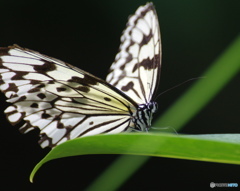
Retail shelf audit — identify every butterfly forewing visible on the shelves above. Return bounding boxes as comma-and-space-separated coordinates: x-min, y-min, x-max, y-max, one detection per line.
0, 45, 137, 148
106, 3, 161, 104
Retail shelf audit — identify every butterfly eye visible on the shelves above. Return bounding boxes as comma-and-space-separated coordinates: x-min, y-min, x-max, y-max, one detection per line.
145, 102, 158, 114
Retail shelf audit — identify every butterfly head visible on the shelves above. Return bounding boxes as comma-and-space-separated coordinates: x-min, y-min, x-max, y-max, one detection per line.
133, 102, 158, 132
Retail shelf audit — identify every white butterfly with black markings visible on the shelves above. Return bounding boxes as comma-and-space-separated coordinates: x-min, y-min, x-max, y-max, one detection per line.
0, 2, 161, 148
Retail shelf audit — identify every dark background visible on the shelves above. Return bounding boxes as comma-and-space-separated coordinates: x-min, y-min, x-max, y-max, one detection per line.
1, 0, 240, 190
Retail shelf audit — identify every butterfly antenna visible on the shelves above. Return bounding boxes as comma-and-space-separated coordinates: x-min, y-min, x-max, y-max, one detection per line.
154, 77, 205, 101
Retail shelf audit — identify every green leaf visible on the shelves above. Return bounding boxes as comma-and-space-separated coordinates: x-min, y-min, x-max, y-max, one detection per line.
30, 35, 240, 185
30, 133, 240, 182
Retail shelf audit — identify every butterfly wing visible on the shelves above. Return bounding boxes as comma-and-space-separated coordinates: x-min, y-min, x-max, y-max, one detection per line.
0, 45, 137, 148
106, 3, 161, 104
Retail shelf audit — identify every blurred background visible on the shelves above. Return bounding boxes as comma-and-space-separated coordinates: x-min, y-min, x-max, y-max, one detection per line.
0, 0, 240, 190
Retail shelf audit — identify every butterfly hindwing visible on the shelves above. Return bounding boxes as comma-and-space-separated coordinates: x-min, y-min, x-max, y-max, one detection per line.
106, 3, 161, 104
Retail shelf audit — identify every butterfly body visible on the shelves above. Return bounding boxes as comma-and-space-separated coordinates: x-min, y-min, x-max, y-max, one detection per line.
133, 102, 158, 131
0, 3, 161, 148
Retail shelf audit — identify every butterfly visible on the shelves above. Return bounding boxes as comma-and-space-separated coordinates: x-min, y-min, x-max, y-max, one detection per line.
0, 2, 161, 148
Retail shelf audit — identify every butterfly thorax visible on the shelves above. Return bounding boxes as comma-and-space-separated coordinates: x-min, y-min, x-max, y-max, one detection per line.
132, 102, 158, 131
